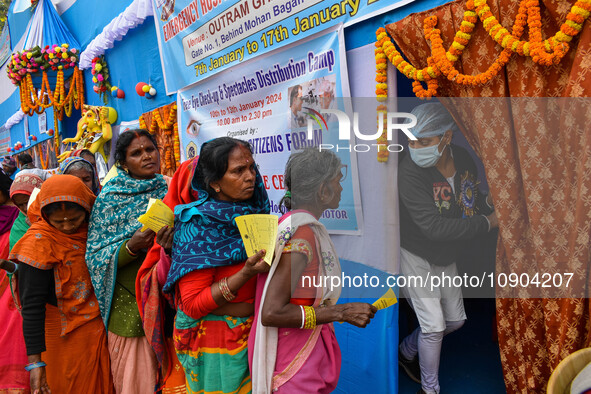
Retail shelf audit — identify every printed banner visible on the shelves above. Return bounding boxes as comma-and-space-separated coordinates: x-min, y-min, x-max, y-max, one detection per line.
38, 112, 47, 134
153, 0, 413, 93
0, 24, 11, 68
24, 116, 30, 147
119, 120, 141, 133
0, 126, 10, 156
177, 27, 362, 234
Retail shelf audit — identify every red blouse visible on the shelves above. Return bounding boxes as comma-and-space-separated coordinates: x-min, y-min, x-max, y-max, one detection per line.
285, 226, 320, 306
176, 262, 256, 320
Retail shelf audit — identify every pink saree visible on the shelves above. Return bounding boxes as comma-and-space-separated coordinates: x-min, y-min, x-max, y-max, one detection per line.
0, 222, 29, 392
250, 273, 341, 393
250, 211, 342, 393
273, 322, 340, 393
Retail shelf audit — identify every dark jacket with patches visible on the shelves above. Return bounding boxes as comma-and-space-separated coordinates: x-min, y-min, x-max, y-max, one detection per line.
398, 144, 493, 266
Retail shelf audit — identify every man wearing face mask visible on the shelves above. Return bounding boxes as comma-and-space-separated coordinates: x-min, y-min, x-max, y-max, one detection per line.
397, 103, 498, 394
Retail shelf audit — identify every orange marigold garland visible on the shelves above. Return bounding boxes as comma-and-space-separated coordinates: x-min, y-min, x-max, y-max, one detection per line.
139, 104, 180, 175
154, 104, 177, 131
376, 105, 389, 162
139, 115, 147, 131
375, 31, 389, 162
173, 121, 181, 164
18, 66, 84, 116
376, 0, 591, 100
374, 0, 589, 162
53, 108, 61, 152
35, 142, 49, 170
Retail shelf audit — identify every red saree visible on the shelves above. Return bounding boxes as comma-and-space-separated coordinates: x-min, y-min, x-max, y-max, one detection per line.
136, 157, 198, 392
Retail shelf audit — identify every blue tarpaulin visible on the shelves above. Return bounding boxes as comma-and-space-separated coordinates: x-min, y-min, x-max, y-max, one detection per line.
335, 259, 399, 393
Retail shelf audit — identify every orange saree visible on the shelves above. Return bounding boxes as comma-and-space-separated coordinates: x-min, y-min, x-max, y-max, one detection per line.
10, 175, 113, 393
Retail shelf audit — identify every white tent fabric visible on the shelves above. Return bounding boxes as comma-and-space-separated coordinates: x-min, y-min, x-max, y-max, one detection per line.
13, 0, 76, 15
78, 0, 154, 69
51, 0, 77, 15
23, 0, 45, 49
12, 0, 32, 13
4, 109, 25, 130
4, 109, 25, 129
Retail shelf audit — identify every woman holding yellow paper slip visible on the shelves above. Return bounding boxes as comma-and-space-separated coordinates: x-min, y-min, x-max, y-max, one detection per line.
162, 137, 271, 394
86, 129, 167, 394
250, 148, 377, 394
136, 158, 200, 393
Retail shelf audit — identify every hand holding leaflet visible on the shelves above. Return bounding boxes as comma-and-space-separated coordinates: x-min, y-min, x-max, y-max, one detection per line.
235, 214, 278, 266
137, 198, 174, 233
336, 288, 397, 324
372, 288, 398, 310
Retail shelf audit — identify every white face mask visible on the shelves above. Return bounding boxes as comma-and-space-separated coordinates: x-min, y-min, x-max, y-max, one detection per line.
408, 137, 446, 168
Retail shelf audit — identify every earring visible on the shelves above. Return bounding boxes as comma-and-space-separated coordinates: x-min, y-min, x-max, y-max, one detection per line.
215, 188, 220, 193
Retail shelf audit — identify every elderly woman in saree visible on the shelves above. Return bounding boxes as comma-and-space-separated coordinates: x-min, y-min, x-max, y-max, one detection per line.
10, 175, 113, 394
59, 156, 100, 195
86, 129, 168, 394
162, 137, 270, 394
250, 148, 377, 393
73, 149, 104, 187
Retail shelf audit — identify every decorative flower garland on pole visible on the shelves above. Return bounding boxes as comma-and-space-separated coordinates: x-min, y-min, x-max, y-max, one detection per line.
173, 121, 181, 164
35, 142, 48, 169
375, 40, 389, 163
139, 104, 181, 174
8, 44, 79, 84
91, 56, 112, 105
375, 0, 591, 162
11, 43, 85, 153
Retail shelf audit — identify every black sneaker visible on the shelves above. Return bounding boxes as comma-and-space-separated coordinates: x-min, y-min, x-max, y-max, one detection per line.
398, 348, 421, 384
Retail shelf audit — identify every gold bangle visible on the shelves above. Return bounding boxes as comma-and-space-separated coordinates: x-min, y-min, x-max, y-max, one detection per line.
218, 277, 236, 302
303, 306, 316, 329
125, 241, 137, 257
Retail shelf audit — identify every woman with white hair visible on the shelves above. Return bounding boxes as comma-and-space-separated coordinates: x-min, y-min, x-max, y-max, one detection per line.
250, 148, 376, 393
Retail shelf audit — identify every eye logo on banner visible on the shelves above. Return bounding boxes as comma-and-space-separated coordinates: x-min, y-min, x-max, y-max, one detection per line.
186, 119, 201, 137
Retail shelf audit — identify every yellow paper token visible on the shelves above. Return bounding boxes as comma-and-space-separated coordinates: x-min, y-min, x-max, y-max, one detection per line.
137, 198, 174, 233
235, 214, 278, 266
372, 288, 398, 310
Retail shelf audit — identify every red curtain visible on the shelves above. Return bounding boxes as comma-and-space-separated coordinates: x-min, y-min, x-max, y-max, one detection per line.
387, 1, 591, 392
